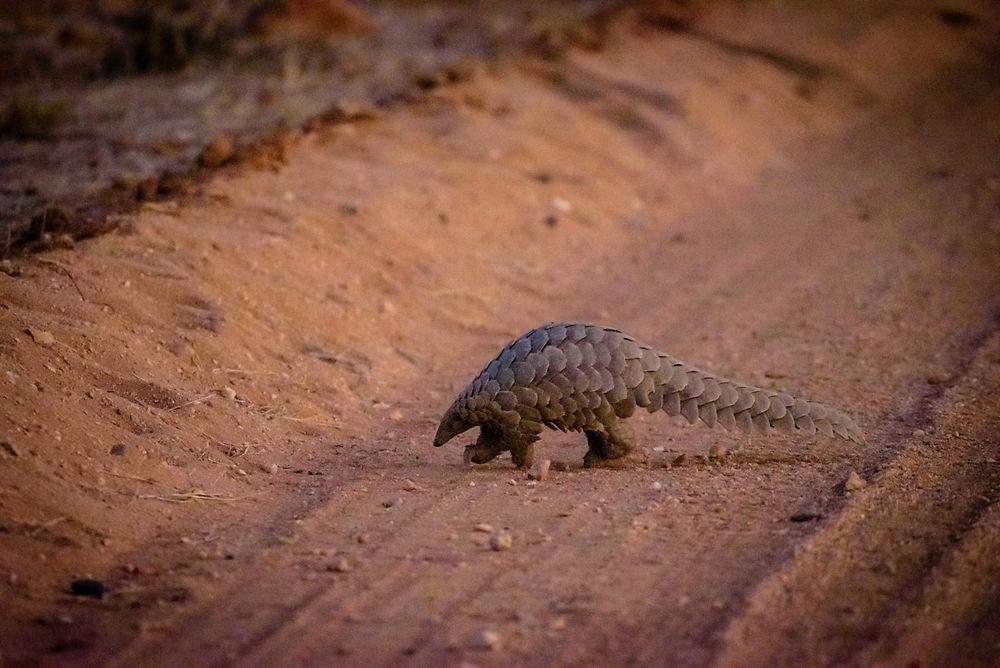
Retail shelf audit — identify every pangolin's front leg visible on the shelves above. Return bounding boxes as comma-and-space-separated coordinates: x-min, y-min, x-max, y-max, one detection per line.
462, 423, 538, 469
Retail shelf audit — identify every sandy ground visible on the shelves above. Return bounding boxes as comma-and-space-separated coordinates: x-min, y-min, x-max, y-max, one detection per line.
2, 2, 999, 666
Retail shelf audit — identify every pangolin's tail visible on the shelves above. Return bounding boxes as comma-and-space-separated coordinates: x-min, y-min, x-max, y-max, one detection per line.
639, 352, 865, 444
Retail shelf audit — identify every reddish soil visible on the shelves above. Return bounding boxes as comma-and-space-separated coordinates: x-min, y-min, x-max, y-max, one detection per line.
2, 2, 999, 666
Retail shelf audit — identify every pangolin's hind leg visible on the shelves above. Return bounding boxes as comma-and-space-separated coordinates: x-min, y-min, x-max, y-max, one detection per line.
510, 440, 536, 469
583, 405, 636, 468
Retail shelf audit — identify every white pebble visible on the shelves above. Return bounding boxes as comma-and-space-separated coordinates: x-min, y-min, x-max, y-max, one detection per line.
528, 458, 550, 481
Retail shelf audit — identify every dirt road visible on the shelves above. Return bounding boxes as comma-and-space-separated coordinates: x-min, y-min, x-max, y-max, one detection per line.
2, 2, 999, 666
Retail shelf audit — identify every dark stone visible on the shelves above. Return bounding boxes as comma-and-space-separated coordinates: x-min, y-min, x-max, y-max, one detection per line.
70, 579, 104, 598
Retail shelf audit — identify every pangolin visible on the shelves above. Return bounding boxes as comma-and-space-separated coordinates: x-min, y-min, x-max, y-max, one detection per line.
433, 323, 864, 468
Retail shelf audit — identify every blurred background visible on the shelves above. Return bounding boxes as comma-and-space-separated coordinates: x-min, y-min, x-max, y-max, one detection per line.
0, 0, 637, 254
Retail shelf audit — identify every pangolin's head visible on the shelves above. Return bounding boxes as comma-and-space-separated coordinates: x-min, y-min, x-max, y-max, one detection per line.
433, 401, 475, 447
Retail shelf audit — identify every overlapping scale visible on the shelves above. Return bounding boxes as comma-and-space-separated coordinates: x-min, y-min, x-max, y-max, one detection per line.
562, 341, 583, 369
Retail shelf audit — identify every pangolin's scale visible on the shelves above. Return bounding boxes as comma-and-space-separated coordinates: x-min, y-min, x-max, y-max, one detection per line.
434, 323, 864, 467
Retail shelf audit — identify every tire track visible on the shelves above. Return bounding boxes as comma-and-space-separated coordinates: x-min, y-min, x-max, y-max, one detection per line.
107, 464, 509, 666
716, 330, 1000, 667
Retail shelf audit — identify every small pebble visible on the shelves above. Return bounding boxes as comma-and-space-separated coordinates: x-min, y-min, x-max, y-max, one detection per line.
473, 523, 494, 533
527, 458, 550, 481
382, 497, 402, 508
650, 481, 663, 491
515, 609, 537, 625
927, 372, 956, 385
489, 530, 512, 552
109, 443, 125, 456
331, 558, 352, 573
266, 463, 279, 474
708, 444, 725, 459
197, 134, 235, 168
845, 470, 867, 492
473, 628, 501, 650
219, 386, 237, 401
401, 479, 419, 491
0, 441, 20, 457
326, 99, 378, 123
70, 579, 104, 599
27, 329, 55, 346
671, 453, 687, 467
